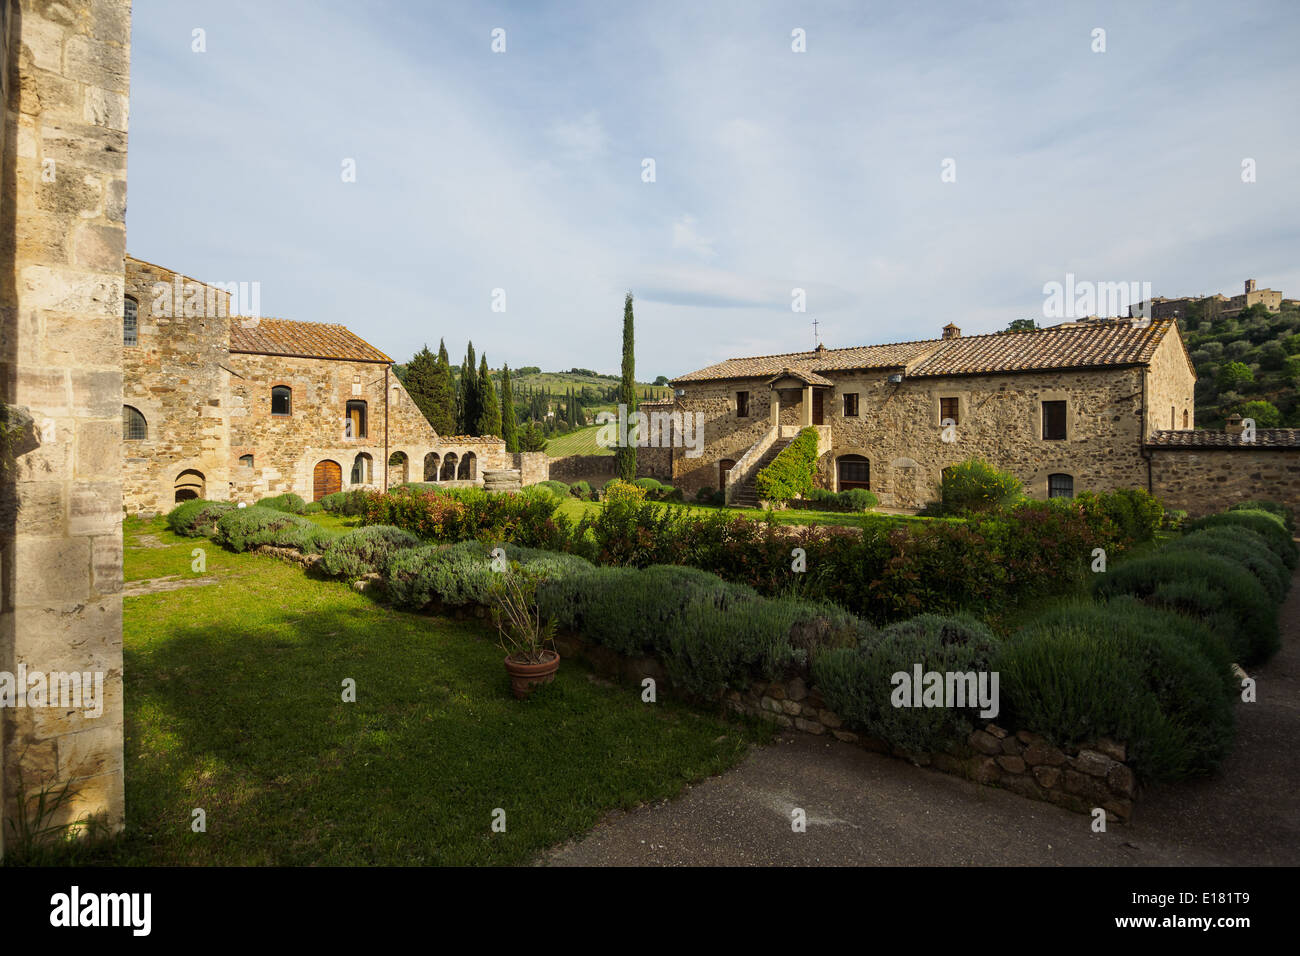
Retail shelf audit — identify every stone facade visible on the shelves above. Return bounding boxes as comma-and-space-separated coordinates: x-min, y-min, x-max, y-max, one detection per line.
121, 256, 538, 513
1149, 444, 1300, 517
1, 0, 131, 856
667, 322, 1198, 508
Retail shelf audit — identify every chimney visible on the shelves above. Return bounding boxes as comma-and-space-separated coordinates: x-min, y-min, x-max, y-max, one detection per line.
942, 323, 961, 340
1225, 414, 1244, 436
1245, 279, 1257, 294
814, 342, 827, 352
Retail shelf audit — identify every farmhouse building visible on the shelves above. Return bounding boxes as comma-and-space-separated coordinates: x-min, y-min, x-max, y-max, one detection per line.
121, 256, 538, 514
666, 319, 1200, 509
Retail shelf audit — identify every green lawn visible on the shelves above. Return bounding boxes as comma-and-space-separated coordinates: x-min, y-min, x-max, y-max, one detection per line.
30, 519, 767, 866
545, 424, 612, 458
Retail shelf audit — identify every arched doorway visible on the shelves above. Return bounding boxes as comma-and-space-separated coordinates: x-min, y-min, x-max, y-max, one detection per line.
350, 453, 372, 486
836, 455, 869, 491
457, 452, 477, 480
388, 451, 409, 486
424, 452, 441, 482
174, 469, 205, 502
719, 458, 736, 489
440, 453, 458, 481
313, 460, 342, 501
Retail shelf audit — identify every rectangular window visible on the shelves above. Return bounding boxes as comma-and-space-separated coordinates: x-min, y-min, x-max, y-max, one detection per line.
736, 391, 749, 418
1048, 474, 1074, 498
346, 400, 368, 438
271, 386, 292, 417
842, 393, 859, 417
940, 397, 959, 426
1042, 400, 1067, 440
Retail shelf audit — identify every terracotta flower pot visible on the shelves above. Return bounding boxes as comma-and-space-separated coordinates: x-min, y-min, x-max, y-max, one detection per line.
504, 649, 560, 699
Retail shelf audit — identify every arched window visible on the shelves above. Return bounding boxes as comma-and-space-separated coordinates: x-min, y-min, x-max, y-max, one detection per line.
122, 405, 147, 441
174, 469, 205, 502
424, 452, 441, 482
123, 296, 138, 346
837, 454, 869, 491
457, 451, 477, 480
351, 452, 372, 485
1047, 473, 1074, 498
1182, 409, 1189, 428
239, 454, 254, 469
345, 400, 367, 439
271, 386, 292, 416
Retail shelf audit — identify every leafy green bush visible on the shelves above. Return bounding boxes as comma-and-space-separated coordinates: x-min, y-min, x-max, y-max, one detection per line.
256, 492, 308, 514
303, 501, 323, 514
1167, 527, 1290, 603
938, 458, 1024, 515
1182, 509, 1298, 569
996, 597, 1235, 781
800, 487, 879, 512
320, 489, 370, 516
754, 428, 820, 503
1094, 550, 1279, 664
362, 484, 573, 551
632, 477, 662, 492
383, 541, 497, 608
570, 480, 593, 500
536, 480, 570, 500
657, 484, 683, 503
319, 525, 420, 580
1229, 499, 1295, 534
165, 499, 234, 537
214, 506, 335, 554
813, 614, 1000, 754
695, 486, 716, 504
1074, 488, 1164, 544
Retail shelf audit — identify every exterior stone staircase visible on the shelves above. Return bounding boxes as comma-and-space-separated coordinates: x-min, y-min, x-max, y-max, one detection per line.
729, 438, 792, 507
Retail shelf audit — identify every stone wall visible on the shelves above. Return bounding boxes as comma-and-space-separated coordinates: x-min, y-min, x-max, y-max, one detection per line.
551, 634, 1137, 822
549, 453, 616, 484
515, 450, 549, 486
123, 257, 232, 514
1150, 446, 1300, 517
670, 364, 1161, 507
1, 0, 131, 856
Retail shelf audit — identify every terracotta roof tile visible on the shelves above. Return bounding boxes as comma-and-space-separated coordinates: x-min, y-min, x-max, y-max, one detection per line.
229, 317, 391, 363
1147, 429, 1300, 448
672, 319, 1176, 384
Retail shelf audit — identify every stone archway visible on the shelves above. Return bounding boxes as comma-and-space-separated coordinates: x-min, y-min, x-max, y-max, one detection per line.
440, 453, 459, 481
174, 469, 206, 502
388, 451, 409, 486
424, 451, 441, 482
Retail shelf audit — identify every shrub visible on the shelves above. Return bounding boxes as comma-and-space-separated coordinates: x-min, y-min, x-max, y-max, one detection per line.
256, 492, 307, 514
1167, 527, 1290, 603
798, 487, 879, 512
600, 479, 647, 508
695, 486, 717, 504
1182, 509, 1298, 569
938, 458, 1023, 515
1073, 488, 1164, 545
319, 525, 420, 580
536, 480, 570, 500
165, 499, 234, 537
383, 541, 498, 608
754, 428, 819, 503
570, 480, 593, 500
1094, 550, 1279, 664
214, 506, 335, 554
303, 501, 323, 514
320, 489, 370, 516
996, 598, 1235, 781
632, 477, 662, 492
1229, 499, 1296, 534
657, 484, 683, 503
813, 614, 1000, 754
362, 485, 573, 551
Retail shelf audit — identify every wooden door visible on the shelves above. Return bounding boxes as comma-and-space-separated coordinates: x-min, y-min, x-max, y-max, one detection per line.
313, 460, 342, 501
812, 390, 824, 425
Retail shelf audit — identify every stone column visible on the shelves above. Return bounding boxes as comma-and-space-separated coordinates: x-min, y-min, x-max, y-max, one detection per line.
801, 384, 813, 427
0, 0, 131, 857
769, 389, 780, 428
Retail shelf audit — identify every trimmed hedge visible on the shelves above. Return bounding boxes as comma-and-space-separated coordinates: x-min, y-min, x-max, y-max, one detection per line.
1229, 499, 1295, 534
812, 614, 999, 754
799, 487, 879, 512
1167, 526, 1290, 603
214, 506, 336, 554
536, 480, 571, 500
996, 597, 1235, 781
754, 427, 819, 503
1094, 550, 1279, 664
1182, 508, 1298, 569
382, 539, 588, 610
319, 525, 420, 580
256, 492, 308, 514
165, 499, 234, 537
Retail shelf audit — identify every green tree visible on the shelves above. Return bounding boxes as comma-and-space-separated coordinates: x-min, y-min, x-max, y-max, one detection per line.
458, 342, 479, 434
1217, 360, 1254, 391
1237, 400, 1281, 428
403, 344, 439, 429
477, 354, 502, 438
1007, 318, 1039, 332
428, 339, 456, 436
519, 420, 548, 452
616, 291, 637, 481
500, 363, 519, 452
654, 375, 670, 386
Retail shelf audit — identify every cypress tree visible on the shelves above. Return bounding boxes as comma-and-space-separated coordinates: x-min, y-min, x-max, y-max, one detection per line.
477, 354, 502, 438
428, 339, 456, 436
403, 345, 439, 428
616, 291, 637, 480
458, 341, 478, 434
500, 364, 519, 452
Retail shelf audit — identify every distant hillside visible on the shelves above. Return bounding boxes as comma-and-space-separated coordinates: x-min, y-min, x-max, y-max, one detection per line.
545, 424, 613, 458
1177, 302, 1300, 428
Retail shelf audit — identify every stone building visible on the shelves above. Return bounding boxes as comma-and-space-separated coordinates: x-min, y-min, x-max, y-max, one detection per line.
122, 255, 545, 514
666, 319, 1197, 509
2, 0, 131, 856
1132, 278, 1285, 322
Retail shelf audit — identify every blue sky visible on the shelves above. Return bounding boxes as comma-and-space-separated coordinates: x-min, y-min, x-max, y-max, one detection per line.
128, 0, 1300, 379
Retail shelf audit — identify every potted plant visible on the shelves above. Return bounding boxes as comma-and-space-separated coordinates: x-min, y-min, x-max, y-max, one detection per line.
490, 564, 559, 699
